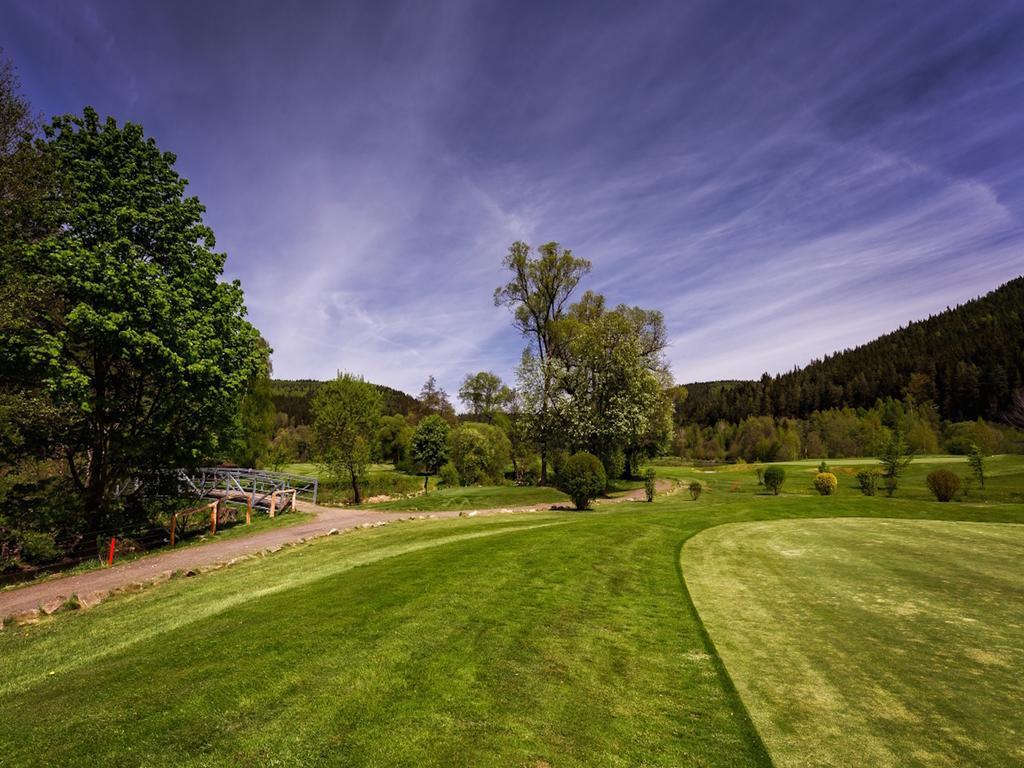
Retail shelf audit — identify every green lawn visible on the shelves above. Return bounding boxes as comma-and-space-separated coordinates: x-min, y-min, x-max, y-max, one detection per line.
684, 518, 1024, 768
2, 455, 1022, 766
364, 484, 569, 512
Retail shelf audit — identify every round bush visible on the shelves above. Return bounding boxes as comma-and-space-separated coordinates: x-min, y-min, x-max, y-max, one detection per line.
557, 452, 606, 510
439, 461, 460, 488
763, 467, 785, 495
813, 472, 838, 496
688, 481, 702, 501
926, 469, 961, 502
856, 470, 877, 496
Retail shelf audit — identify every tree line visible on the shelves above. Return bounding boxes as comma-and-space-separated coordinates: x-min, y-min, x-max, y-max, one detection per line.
302, 241, 675, 502
677, 275, 1024, 426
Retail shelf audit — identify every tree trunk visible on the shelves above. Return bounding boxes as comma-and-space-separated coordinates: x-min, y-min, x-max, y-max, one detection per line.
423, 473, 429, 491
540, 449, 548, 485
351, 473, 361, 505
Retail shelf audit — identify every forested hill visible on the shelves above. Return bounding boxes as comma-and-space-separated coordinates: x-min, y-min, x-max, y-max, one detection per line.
680, 276, 1024, 425
271, 379, 418, 424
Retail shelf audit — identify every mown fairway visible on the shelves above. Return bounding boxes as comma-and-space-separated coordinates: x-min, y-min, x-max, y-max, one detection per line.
685, 518, 1024, 768
2, 457, 1022, 767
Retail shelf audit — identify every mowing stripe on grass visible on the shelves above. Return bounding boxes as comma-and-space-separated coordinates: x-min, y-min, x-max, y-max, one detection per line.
0, 520, 567, 698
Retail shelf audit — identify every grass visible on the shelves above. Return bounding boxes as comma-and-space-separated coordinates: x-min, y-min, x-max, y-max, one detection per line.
1, 455, 1022, 766
684, 518, 1024, 767
364, 483, 569, 511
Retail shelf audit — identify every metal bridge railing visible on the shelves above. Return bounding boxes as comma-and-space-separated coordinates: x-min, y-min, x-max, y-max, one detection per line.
181, 467, 319, 505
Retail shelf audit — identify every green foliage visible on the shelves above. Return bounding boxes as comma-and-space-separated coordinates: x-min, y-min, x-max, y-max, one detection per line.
229, 346, 276, 468
817, 460, 830, 474
755, 467, 764, 486
644, 468, 657, 502
967, 443, 986, 488
4, 107, 264, 532
856, 470, 878, 496
878, 433, 914, 497
676, 276, 1024, 425
763, 467, 785, 495
458, 371, 509, 420
438, 461, 460, 488
377, 414, 413, 468
411, 415, 451, 479
813, 472, 838, 496
312, 374, 382, 504
417, 376, 456, 422
926, 469, 961, 502
688, 480, 702, 500
556, 451, 606, 510
556, 292, 673, 478
495, 241, 591, 482
269, 379, 417, 426
450, 422, 511, 486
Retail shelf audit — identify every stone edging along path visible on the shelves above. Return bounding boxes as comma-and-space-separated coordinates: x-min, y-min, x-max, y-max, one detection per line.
0, 481, 673, 626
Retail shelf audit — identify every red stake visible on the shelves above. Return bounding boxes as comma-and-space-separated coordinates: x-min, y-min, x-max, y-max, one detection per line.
107, 536, 116, 566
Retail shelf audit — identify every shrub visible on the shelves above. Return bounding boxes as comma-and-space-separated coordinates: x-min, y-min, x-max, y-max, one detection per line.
521, 458, 541, 486
439, 462, 460, 488
557, 452, 606, 510
967, 443, 985, 488
856, 470, 877, 496
644, 468, 656, 502
755, 468, 764, 486
926, 469, 961, 502
818, 460, 830, 474
450, 422, 511, 485
763, 467, 785, 495
688, 481, 702, 501
813, 472, 838, 496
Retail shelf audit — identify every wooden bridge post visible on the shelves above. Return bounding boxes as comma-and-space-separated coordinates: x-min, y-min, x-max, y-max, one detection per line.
269, 492, 276, 518
246, 494, 252, 525
210, 500, 218, 535
291, 489, 297, 512
170, 511, 177, 547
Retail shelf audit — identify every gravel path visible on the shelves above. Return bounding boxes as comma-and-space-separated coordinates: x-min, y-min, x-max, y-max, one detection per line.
0, 481, 669, 620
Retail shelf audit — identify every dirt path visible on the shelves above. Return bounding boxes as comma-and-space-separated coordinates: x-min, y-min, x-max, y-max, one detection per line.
0, 480, 672, 621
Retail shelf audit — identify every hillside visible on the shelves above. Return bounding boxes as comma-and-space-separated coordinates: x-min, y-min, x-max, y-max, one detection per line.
271, 379, 418, 424
679, 276, 1024, 425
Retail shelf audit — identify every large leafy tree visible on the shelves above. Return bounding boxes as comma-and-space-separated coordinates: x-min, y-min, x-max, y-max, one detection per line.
556, 292, 673, 478
5, 108, 265, 533
312, 373, 382, 504
411, 414, 451, 490
458, 371, 509, 421
494, 241, 590, 482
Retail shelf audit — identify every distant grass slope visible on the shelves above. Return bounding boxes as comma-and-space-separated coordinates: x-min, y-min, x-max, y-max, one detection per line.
364, 484, 568, 511
684, 518, 1024, 768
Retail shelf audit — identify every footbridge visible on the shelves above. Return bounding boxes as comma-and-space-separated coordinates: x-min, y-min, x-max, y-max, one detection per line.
181, 467, 319, 512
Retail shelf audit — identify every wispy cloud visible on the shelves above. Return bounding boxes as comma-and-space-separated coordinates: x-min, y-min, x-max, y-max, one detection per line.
4, 0, 1023, 395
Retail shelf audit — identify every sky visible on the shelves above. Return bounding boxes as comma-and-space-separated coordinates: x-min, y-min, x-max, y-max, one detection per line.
4, 0, 1024, 398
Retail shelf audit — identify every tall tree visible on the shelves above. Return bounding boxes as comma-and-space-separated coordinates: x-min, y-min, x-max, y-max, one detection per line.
411, 414, 451, 491
494, 241, 590, 482
5, 108, 265, 536
556, 292, 673, 478
312, 373, 382, 504
458, 371, 509, 421
418, 375, 455, 422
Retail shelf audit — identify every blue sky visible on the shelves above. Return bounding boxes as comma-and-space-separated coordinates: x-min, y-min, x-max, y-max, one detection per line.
4, 0, 1024, 397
